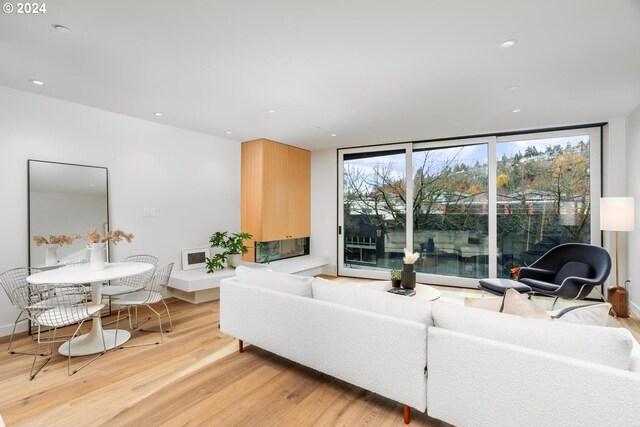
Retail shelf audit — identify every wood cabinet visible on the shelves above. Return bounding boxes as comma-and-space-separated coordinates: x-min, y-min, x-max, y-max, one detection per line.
241, 138, 310, 261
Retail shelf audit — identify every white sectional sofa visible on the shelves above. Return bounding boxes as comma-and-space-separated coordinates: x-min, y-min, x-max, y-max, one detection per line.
219, 267, 640, 426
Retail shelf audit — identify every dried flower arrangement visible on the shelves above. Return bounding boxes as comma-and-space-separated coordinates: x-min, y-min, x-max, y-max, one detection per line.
32, 234, 83, 247
403, 248, 420, 265
86, 229, 134, 245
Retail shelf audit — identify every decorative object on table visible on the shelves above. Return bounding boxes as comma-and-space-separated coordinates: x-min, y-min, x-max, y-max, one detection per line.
401, 248, 419, 289
600, 196, 635, 318
181, 247, 210, 270
390, 269, 402, 288
32, 234, 83, 266
387, 287, 416, 297
206, 231, 252, 272
86, 229, 135, 271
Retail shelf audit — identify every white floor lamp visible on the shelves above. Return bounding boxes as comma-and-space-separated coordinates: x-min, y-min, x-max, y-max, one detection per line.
600, 196, 635, 318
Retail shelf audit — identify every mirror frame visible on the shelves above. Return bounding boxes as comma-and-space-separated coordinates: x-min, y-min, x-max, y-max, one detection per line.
27, 159, 110, 268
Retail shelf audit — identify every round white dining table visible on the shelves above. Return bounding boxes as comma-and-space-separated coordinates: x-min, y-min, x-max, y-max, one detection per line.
26, 262, 153, 356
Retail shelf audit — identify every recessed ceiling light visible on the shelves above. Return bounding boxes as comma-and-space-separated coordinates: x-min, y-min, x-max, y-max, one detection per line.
512, 109, 522, 113
500, 39, 518, 49
508, 85, 520, 91
267, 109, 276, 114
330, 133, 337, 137
153, 112, 163, 117
226, 131, 232, 135
29, 79, 45, 86
52, 24, 71, 34
90, 184, 95, 187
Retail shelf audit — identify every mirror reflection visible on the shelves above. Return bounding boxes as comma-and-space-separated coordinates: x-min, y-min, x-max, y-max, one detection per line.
28, 160, 109, 268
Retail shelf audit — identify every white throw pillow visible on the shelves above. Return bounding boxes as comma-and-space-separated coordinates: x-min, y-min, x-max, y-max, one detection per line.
235, 266, 313, 298
312, 277, 433, 326
464, 297, 503, 312
431, 300, 634, 370
502, 289, 550, 320
550, 303, 611, 326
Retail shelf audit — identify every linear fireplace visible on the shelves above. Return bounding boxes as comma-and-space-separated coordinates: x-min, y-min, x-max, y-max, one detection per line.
255, 237, 309, 263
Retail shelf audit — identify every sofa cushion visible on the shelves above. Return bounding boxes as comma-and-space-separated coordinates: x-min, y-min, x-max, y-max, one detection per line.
235, 266, 313, 298
431, 300, 635, 370
312, 277, 433, 326
359, 281, 391, 291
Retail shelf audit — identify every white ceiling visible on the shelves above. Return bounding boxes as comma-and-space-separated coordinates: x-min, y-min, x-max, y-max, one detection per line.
1, 0, 639, 150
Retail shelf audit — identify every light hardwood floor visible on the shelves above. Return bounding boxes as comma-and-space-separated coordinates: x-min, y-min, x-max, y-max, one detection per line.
0, 280, 638, 426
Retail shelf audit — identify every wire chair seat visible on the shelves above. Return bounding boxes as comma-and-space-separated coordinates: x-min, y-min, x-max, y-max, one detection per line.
115, 291, 163, 305
34, 304, 104, 328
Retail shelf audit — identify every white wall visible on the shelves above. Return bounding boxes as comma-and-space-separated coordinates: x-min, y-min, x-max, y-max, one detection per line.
602, 119, 628, 290
0, 85, 240, 336
310, 149, 337, 275
625, 104, 640, 317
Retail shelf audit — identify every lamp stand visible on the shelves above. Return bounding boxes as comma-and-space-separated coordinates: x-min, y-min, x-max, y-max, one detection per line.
608, 230, 629, 317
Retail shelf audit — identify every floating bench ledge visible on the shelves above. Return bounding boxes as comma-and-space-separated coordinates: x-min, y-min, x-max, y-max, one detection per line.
168, 255, 330, 303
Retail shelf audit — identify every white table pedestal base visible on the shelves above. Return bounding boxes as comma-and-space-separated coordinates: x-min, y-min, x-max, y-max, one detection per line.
59, 328, 131, 356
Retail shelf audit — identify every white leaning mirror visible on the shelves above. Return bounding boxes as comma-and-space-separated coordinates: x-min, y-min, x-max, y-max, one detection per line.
28, 160, 109, 268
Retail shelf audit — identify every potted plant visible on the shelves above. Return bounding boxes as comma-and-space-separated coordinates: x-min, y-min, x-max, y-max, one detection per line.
390, 269, 402, 288
206, 231, 252, 272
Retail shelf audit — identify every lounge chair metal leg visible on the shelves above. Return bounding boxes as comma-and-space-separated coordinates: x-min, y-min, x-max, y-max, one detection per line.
594, 287, 617, 317
551, 297, 560, 310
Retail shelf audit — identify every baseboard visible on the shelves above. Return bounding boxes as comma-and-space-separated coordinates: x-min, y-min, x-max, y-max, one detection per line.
0, 320, 27, 339
630, 301, 640, 318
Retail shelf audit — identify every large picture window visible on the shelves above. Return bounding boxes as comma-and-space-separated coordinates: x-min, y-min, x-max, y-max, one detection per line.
338, 127, 601, 287
496, 134, 592, 279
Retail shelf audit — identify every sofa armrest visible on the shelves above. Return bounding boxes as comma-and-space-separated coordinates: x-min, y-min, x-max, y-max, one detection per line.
631, 339, 640, 373
221, 278, 428, 412
427, 327, 640, 427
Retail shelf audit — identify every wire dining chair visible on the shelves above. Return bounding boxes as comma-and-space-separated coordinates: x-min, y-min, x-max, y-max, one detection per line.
12, 281, 106, 380
102, 254, 158, 297
114, 263, 174, 347
0, 267, 42, 355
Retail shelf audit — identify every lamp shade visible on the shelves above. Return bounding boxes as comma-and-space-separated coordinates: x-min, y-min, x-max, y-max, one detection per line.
600, 197, 635, 231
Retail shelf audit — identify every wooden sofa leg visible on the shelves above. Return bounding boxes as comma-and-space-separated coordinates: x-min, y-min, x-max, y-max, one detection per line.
403, 405, 410, 424
239, 340, 244, 353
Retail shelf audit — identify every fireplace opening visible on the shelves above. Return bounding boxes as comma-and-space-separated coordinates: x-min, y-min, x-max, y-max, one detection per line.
256, 237, 309, 263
